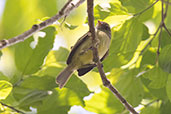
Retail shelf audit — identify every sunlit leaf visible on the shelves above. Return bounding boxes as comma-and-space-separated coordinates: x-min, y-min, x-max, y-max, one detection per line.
140, 106, 160, 114
0, 80, 12, 100
85, 87, 124, 114
15, 27, 56, 75
159, 44, 171, 73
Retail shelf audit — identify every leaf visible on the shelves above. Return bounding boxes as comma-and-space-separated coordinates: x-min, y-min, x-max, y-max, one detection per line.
1, 0, 43, 39
166, 75, 171, 102
108, 2, 128, 16
37, 89, 71, 114
115, 69, 144, 107
20, 76, 57, 90
38, 0, 58, 16
110, 17, 143, 55
0, 80, 12, 100
159, 44, 171, 73
143, 67, 168, 89
165, 5, 171, 29
45, 47, 69, 66
103, 18, 145, 72
64, 22, 78, 30
140, 106, 160, 114
119, 0, 151, 13
160, 100, 171, 114
37, 75, 90, 114
160, 29, 171, 48
85, 87, 124, 114
141, 76, 168, 100
65, 75, 90, 105
15, 27, 56, 75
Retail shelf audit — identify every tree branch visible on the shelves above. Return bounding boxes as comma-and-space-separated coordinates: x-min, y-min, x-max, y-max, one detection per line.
0, 0, 85, 50
87, 0, 138, 114
0, 102, 25, 114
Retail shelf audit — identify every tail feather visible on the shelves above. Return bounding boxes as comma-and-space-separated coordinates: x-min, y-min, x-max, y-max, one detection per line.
56, 65, 74, 88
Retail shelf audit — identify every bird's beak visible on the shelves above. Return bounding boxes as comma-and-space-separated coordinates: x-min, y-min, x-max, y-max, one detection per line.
98, 20, 102, 26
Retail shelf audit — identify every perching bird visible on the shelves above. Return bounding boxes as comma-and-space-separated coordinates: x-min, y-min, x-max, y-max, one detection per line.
56, 21, 111, 88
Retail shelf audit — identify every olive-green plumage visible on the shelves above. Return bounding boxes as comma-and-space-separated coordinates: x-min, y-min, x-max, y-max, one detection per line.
56, 21, 111, 88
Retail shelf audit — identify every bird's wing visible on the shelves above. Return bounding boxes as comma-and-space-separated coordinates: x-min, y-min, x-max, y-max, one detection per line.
77, 50, 109, 76
67, 32, 90, 64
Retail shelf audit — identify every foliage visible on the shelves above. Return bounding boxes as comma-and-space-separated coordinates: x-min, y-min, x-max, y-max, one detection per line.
0, 0, 171, 114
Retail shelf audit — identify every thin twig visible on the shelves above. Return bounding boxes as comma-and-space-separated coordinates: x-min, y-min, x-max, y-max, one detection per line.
0, 0, 85, 50
87, 0, 138, 114
163, 24, 171, 37
161, 0, 171, 5
157, 0, 164, 57
0, 102, 25, 114
133, 0, 159, 16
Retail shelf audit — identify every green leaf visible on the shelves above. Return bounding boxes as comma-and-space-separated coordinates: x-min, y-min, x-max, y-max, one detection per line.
94, 5, 110, 21
159, 44, 171, 73
15, 27, 56, 75
108, 2, 128, 16
160, 100, 171, 114
65, 75, 90, 105
141, 49, 156, 66
20, 76, 57, 90
37, 75, 90, 114
1, 0, 43, 39
85, 87, 124, 114
38, 0, 58, 16
37, 89, 70, 114
104, 18, 145, 71
64, 22, 78, 30
165, 5, 171, 29
0, 80, 13, 100
110, 18, 143, 55
45, 47, 69, 66
116, 69, 144, 106
143, 67, 168, 89
160, 29, 171, 48
166, 75, 171, 102
141, 76, 167, 100
119, 0, 151, 13
140, 106, 160, 114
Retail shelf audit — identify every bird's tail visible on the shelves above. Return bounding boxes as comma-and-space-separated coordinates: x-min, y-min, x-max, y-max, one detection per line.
56, 65, 75, 88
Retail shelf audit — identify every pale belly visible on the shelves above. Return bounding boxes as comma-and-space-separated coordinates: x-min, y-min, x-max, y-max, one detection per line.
72, 31, 110, 69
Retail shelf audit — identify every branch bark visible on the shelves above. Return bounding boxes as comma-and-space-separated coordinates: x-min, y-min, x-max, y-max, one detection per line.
0, 0, 85, 50
87, 0, 138, 114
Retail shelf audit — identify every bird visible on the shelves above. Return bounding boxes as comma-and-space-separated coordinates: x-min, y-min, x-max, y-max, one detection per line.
56, 20, 111, 88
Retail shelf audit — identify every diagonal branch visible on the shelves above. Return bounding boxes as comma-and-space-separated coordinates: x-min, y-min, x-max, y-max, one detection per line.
87, 0, 138, 114
0, 102, 25, 114
0, 0, 85, 50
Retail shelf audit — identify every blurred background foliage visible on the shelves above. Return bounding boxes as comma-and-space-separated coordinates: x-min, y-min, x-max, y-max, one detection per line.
0, 0, 171, 114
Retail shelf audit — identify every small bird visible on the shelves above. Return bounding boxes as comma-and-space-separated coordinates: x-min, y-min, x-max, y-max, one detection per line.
56, 21, 111, 88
